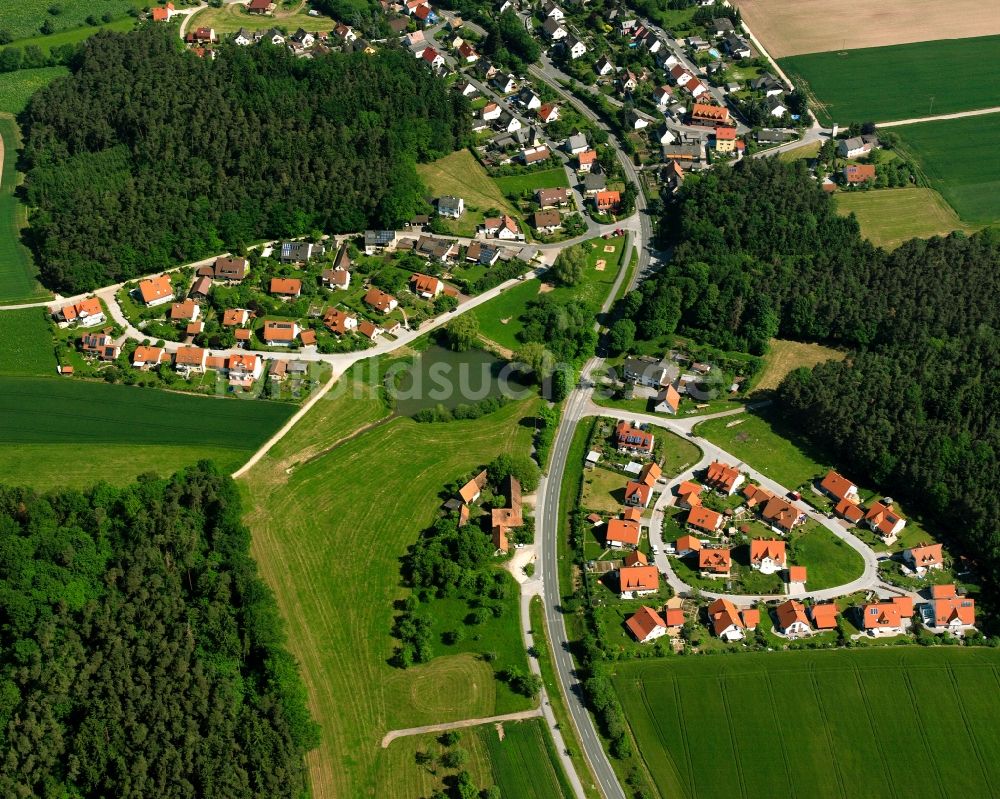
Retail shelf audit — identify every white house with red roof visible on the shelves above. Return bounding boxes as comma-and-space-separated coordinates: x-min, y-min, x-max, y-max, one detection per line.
55, 297, 105, 327
774, 600, 812, 638
860, 596, 913, 637
904, 543, 944, 576
927, 584, 975, 634
625, 606, 668, 643
865, 500, 906, 544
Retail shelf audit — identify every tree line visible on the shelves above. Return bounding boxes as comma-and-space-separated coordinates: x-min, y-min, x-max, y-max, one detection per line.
0, 462, 318, 797
19, 28, 469, 293
621, 156, 1000, 619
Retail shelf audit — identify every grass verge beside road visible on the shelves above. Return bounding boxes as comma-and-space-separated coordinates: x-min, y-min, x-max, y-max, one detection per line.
529, 596, 602, 799
779, 36, 1000, 125
614, 647, 1000, 799
479, 718, 575, 799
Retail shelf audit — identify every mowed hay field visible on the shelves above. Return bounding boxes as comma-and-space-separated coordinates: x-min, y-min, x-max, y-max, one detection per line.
417, 149, 517, 216
893, 114, 1000, 226
755, 338, 845, 391
186, 1, 335, 35
0, 116, 51, 302
0, 374, 294, 489
240, 390, 543, 799
614, 648, 1000, 799
734, 0, 1000, 58
779, 36, 1000, 125
834, 187, 975, 249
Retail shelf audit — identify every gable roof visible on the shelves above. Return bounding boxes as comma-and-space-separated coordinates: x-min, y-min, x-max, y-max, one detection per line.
705, 460, 741, 492
861, 596, 914, 630
606, 518, 641, 546
132, 345, 164, 365
675, 534, 702, 552
810, 603, 839, 629
676, 481, 702, 505
864, 500, 904, 535
619, 565, 659, 593
459, 469, 488, 504
270, 277, 302, 295
836, 498, 865, 523
175, 346, 206, 366
364, 286, 397, 311
687, 506, 722, 533
138, 275, 173, 304
907, 543, 943, 568
624, 481, 651, 506
761, 496, 800, 530
707, 598, 744, 636
626, 605, 666, 641
820, 470, 856, 501
749, 538, 786, 566
698, 547, 731, 573
787, 565, 807, 583
623, 550, 648, 568
776, 600, 810, 631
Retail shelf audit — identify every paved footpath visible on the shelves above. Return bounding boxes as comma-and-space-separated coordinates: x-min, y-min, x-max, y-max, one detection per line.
380, 708, 542, 749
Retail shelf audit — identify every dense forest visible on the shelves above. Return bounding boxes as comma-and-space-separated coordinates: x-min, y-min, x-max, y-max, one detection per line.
623, 158, 1000, 614
0, 463, 318, 797
20, 28, 469, 292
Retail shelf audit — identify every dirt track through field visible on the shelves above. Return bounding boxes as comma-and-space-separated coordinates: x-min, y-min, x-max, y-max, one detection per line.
734, 0, 1000, 57
381, 708, 543, 748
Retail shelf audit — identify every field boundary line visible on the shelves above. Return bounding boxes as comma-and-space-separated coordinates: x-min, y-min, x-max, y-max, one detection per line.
944, 665, 991, 790
877, 106, 1000, 128
380, 708, 543, 748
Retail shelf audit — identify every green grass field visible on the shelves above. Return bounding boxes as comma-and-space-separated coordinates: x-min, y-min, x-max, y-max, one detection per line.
614, 647, 1000, 799
0, 116, 50, 302
779, 36, 1000, 125
789, 520, 864, 590
0, 375, 293, 488
0, 308, 55, 375
0, 67, 68, 114
892, 114, 1000, 226
473, 236, 626, 351
418, 149, 517, 216
0, 0, 144, 40
479, 719, 574, 799
240, 385, 542, 799
834, 187, 976, 249
695, 410, 826, 491
186, 1, 335, 34
5, 15, 136, 55
494, 167, 570, 197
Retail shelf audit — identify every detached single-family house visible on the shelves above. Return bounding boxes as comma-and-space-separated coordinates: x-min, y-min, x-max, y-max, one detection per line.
80, 332, 120, 361
56, 297, 105, 327
536, 187, 570, 208
222, 308, 252, 327
533, 210, 562, 234
904, 543, 944, 576
410, 273, 444, 298
323, 307, 358, 335
708, 598, 757, 641
419, 46, 445, 70
364, 229, 396, 254
543, 17, 568, 40
151, 3, 175, 22
232, 27, 255, 46
577, 150, 598, 173
838, 134, 879, 159
606, 518, 641, 549
270, 278, 302, 298
458, 469, 488, 505
844, 163, 876, 184
280, 241, 324, 263
760, 495, 803, 533
543, 0, 564, 20
619, 564, 659, 599
482, 215, 520, 240
565, 34, 587, 60
614, 420, 654, 454
690, 102, 730, 127
364, 287, 398, 314
594, 190, 621, 213
775, 600, 812, 637
749, 539, 787, 574
247, 0, 275, 13
170, 299, 200, 322
262, 320, 300, 346
675, 534, 702, 556
626, 605, 668, 643
458, 41, 479, 63
174, 346, 208, 375
820, 470, 859, 504
212, 256, 248, 282
595, 55, 614, 76
566, 133, 589, 155
132, 345, 166, 369
438, 195, 465, 218
929, 584, 975, 633
675, 482, 702, 511
519, 89, 542, 110
522, 145, 550, 164
714, 125, 738, 153
704, 460, 744, 495
481, 102, 502, 122
654, 384, 681, 414
687, 506, 722, 535
860, 596, 913, 637
864, 500, 906, 543
653, 85, 673, 108
538, 103, 560, 123
699, 547, 731, 578
322, 267, 351, 290
138, 275, 175, 307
